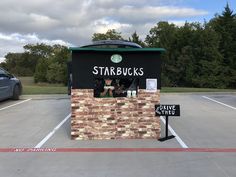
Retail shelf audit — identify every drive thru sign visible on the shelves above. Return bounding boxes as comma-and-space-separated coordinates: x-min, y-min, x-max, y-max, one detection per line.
155, 104, 180, 116
155, 104, 180, 141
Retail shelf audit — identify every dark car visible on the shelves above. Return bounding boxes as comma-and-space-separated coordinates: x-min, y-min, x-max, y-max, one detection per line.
0, 67, 22, 101
67, 40, 142, 95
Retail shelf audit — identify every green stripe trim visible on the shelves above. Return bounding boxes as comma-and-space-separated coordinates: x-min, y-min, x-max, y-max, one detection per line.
69, 47, 165, 53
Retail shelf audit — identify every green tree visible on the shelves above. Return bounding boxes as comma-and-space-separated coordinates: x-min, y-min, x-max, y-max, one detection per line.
145, 21, 224, 88
32, 44, 70, 84
23, 43, 53, 74
46, 62, 67, 84
3, 53, 21, 74
129, 31, 146, 47
0, 43, 70, 84
24, 43, 53, 59
46, 45, 70, 84
145, 22, 179, 86
209, 3, 236, 88
190, 23, 223, 88
0, 62, 7, 69
92, 29, 123, 41
3, 53, 33, 76
34, 58, 48, 83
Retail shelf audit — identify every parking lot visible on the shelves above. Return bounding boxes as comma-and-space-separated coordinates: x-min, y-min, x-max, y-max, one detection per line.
0, 93, 236, 177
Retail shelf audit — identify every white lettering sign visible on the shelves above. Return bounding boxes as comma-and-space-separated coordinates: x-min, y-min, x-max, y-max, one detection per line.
92, 66, 144, 77
155, 104, 180, 116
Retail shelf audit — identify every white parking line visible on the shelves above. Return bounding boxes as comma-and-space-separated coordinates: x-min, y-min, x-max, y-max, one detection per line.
202, 96, 236, 110
160, 116, 189, 148
0, 99, 32, 111
35, 113, 71, 148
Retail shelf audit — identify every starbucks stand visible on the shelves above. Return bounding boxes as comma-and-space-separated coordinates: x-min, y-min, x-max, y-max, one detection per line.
70, 47, 165, 140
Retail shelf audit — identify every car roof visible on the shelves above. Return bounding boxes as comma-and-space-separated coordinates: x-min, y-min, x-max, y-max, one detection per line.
80, 40, 142, 48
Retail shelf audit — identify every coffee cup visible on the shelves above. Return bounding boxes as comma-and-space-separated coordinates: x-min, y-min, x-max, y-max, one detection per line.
132, 90, 136, 97
127, 90, 131, 98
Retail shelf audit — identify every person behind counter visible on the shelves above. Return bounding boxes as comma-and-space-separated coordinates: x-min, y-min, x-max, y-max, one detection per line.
94, 78, 114, 98
94, 78, 137, 98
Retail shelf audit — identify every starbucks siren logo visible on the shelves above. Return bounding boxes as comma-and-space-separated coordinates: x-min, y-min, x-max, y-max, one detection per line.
111, 54, 122, 63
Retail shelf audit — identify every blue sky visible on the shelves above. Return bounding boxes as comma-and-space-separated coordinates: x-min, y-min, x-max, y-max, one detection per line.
177, 0, 236, 21
0, 0, 235, 62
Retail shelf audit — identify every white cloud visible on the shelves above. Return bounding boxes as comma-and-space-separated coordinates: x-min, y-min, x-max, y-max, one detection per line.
0, 33, 12, 41
93, 19, 132, 33
0, 33, 71, 46
0, 57, 5, 63
29, 13, 59, 29
169, 20, 186, 27
116, 6, 208, 23
0, 0, 209, 59
0, 32, 71, 62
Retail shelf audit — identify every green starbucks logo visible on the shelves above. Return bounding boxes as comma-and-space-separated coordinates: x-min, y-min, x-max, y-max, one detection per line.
111, 54, 122, 63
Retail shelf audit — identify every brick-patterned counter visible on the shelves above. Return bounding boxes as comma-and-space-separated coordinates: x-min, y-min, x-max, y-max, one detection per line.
71, 89, 160, 140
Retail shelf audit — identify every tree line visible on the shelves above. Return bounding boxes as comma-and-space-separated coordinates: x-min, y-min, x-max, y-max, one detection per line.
0, 4, 235, 88
0, 44, 70, 85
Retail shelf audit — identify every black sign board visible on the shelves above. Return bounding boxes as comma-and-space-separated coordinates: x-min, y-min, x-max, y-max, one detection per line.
70, 48, 164, 89
155, 104, 180, 116
155, 104, 180, 142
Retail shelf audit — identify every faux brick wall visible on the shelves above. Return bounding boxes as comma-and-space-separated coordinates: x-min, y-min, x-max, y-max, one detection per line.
71, 89, 160, 140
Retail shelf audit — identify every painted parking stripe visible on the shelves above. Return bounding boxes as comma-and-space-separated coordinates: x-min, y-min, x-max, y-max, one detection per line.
0, 99, 32, 111
35, 113, 71, 148
1, 148, 236, 153
202, 96, 236, 110
160, 116, 188, 148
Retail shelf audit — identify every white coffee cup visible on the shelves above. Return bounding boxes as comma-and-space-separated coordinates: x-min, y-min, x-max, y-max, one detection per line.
127, 90, 131, 98
132, 90, 136, 97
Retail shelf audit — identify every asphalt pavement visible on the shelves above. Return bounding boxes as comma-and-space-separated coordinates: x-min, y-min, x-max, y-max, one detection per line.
0, 93, 235, 177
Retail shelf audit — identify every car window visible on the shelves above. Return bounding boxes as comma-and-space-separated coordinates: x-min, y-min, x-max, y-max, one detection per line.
0, 68, 5, 74
0, 68, 11, 78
